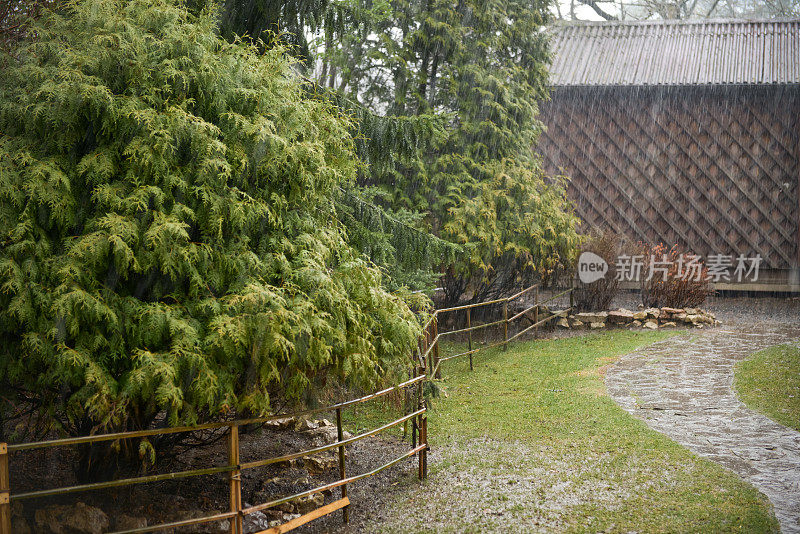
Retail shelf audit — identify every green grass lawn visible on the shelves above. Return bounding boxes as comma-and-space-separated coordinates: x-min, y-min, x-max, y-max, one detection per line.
734, 344, 800, 432
349, 331, 779, 533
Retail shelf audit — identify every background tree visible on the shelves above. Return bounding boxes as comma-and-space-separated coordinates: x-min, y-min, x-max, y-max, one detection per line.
553, 0, 799, 21
0, 0, 58, 50
309, 0, 580, 304
211, 0, 580, 302
0, 0, 424, 475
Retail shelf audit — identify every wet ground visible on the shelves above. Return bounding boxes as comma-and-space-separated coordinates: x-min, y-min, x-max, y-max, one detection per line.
606, 315, 800, 533
11, 296, 799, 532
327, 296, 800, 533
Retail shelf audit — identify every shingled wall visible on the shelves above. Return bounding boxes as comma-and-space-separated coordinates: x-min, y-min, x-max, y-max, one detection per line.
537, 84, 800, 284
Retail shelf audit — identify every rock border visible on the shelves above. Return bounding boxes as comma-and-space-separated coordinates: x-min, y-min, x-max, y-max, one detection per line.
550, 307, 719, 330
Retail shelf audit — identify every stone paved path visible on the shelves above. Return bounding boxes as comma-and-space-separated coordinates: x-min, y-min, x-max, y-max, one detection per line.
606, 325, 800, 533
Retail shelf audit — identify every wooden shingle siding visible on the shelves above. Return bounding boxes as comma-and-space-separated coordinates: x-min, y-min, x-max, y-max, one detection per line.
538, 85, 800, 270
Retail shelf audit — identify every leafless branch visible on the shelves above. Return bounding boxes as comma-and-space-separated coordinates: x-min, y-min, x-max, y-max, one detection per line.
577, 0, 619, 20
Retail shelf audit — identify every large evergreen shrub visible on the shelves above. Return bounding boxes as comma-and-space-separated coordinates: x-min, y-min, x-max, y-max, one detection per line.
0, 0, 422, 458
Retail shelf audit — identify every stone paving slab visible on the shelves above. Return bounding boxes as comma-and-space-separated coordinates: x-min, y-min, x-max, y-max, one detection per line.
606, 326, 800, 533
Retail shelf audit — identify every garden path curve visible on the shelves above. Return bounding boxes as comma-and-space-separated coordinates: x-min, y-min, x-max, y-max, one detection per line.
606, 325, 800, 533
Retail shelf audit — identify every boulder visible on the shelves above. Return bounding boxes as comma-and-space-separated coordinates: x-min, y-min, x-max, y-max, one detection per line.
115, 515, 147, 531
590, 322, 605, 329
303, 425, 337, 446
660, 321, 677, 328
521, 305, 552, 324
632, 310, 647, 320
244, 509, 281, 532
303, 425, 352, 447
282, 513, 301, 524
607, 309, 634, 324
294, 418, 319, 432
644, 308, 660, 319
292, 475, 310, 485
660, 307, 683, 315
264, 417, 295, 430
571, 319, 584, 328
294, 493, 325, 515
684, 314, 701, 324
576, 311, 608, 324
556, 317, 570, 328
632, 320, 642, 327
643, 320, 658, 330
35, 503, 109, 534
302, 452, 338, 474
275, 502, 297, 514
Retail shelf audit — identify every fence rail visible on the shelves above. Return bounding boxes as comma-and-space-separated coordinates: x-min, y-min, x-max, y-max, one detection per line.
0, 370, 429, 534
0, 283, 571, 534
424, 284, 574, 378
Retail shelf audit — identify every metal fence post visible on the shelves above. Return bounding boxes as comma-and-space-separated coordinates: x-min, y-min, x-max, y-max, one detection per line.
503, 299, 509, 350
466, 308, 473, 371
0, 443, 10, 534
335, 408, 349, 524
228, 426, 242, 534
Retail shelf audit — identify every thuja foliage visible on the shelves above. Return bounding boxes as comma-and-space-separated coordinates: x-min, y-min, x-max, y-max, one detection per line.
211, 1, 580, 300
335, 186, 459, 290
183, 0, 454, 293
313, 0, 581, 303
0, 0, 425, 449
326, 89, 459, 290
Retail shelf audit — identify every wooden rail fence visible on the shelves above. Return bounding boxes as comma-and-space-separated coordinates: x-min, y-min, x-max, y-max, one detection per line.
421, 284, 574, 379
0, 371, 428, 534
0, 283, 571, 534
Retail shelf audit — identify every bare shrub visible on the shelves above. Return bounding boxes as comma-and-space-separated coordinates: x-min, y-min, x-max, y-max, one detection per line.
639, 243, 713, 308
573, 230, 621, 311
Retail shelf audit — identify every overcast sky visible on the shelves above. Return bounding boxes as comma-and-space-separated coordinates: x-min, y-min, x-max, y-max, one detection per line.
551, 1, 615, 21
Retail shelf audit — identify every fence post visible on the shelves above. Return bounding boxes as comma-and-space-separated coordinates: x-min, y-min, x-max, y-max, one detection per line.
0, 443, 9, 534
424, 324, 432, 380
417, 377, 425, 480
432, 317, 441, 379
421, 412, 428, 479
570, 279, 574, 309
534, 287, 539, 338
466, 308, 473, 371
503, 299, 508, 351
335, 408, 349, 523
420, 335, 427, 372
228, 425, 242, 534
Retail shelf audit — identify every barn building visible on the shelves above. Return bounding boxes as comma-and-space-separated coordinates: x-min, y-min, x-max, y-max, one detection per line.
537, 19, 800, 291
